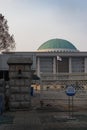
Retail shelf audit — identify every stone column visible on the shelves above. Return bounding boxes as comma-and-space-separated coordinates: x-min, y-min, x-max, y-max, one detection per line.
7, 57, 33, 110
53, 57, 56, 74
37, 57, 40, 77
84, 57, 87, 73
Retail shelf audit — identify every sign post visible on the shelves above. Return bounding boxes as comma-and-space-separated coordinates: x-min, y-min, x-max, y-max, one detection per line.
65, 86, 76, 119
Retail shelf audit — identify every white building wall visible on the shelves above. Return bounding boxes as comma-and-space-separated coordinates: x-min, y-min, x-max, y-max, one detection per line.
0, 54, 9, 70
0, 52, 37, 71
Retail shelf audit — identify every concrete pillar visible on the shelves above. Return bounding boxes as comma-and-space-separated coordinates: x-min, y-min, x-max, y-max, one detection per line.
84, 57, 87, 73
53, 57, 56, 74
37, 57, 40, 77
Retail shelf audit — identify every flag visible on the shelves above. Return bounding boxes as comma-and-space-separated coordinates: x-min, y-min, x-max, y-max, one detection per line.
57, 56, 62, 61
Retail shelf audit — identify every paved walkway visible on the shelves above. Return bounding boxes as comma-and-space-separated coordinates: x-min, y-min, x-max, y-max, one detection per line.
0, 110, 43, 130
0, 110, 87, 130
0, 108, 87, 130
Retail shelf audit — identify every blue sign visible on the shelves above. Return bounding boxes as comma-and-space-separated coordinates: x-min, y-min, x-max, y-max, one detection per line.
66, 86, 76, 96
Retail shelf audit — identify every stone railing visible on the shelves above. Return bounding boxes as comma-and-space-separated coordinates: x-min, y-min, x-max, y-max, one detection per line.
40, 73, 87, 81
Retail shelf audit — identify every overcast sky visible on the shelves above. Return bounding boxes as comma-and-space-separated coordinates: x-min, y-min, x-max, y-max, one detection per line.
0, 0, 87, 51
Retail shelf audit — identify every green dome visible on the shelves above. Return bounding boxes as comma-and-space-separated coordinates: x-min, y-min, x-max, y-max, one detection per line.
37, 39, 77, 52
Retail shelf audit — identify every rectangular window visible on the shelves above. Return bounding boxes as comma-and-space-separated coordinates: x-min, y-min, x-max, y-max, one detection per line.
71, 57, 84, 72
57, 58, 69, 73
40, 57, 53, 73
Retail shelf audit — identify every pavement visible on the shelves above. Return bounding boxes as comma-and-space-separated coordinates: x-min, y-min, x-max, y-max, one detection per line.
0, 110, 43, 130
0, 90, 87, 130
0, 109, 87, 130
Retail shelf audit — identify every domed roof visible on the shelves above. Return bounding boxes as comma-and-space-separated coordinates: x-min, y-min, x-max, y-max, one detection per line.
37, 39, 78, 52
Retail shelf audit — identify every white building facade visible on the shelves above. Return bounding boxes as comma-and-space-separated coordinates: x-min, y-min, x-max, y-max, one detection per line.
0, 39, 87, 89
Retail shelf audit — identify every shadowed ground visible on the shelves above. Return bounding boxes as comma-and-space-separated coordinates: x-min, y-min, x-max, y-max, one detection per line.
0, 90, 87, 130
0, 110, 87, 130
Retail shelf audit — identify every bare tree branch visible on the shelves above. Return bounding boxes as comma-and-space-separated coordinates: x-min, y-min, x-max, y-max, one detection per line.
0, 13, 16, 52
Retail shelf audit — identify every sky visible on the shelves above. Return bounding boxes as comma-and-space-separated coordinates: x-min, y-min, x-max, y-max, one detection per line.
0, 0, 87, 51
